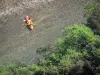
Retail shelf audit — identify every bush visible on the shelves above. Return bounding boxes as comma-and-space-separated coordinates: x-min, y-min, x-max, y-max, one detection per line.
96, 66, 100, 75
57, 24, 96, 54
0, 66, 9, 75
87, 5, 100, 35
84, 3, 100, 17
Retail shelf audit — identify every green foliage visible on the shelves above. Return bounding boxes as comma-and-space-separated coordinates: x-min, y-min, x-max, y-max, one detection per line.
96, 66, 100, 75
45, 53, 60, 65
65, 49, 88, 60
57, 24, 96, 55
58, 49, 88, 72
87, 4, 100, 35
28, 64, 41, 71
56, 24, 100, 75
84, 3, 100, 17
0, 64, 34, 75
58, 57, 72, 72
0, 67, 9, 75
95, 36, 100, 49
94, 49, 100, 58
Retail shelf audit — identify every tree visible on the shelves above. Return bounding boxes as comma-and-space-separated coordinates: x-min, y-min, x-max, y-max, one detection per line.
87, 5, 100, 35
57, 24, 96, 55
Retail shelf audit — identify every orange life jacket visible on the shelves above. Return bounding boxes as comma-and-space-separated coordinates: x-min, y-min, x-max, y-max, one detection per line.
27, 20, 32, 25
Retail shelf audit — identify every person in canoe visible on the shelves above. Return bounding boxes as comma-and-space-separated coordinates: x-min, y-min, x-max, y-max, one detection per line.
23, 16, 34, 30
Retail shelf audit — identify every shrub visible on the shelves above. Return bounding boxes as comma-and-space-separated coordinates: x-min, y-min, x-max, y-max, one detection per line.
96, 66, 100, 75
87, 5, 100, 35
0, 66, 9, 75
84, 3, 100, 17
57, 24, 96, 55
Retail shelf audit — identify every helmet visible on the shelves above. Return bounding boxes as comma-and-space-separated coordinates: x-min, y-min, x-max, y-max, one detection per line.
26, 16, 30, 21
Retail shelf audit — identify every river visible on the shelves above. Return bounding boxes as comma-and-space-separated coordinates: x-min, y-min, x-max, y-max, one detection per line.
0, 0, 94, 65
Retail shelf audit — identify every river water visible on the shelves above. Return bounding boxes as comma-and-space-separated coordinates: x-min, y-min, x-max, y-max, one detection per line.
0, 0, 94, 65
